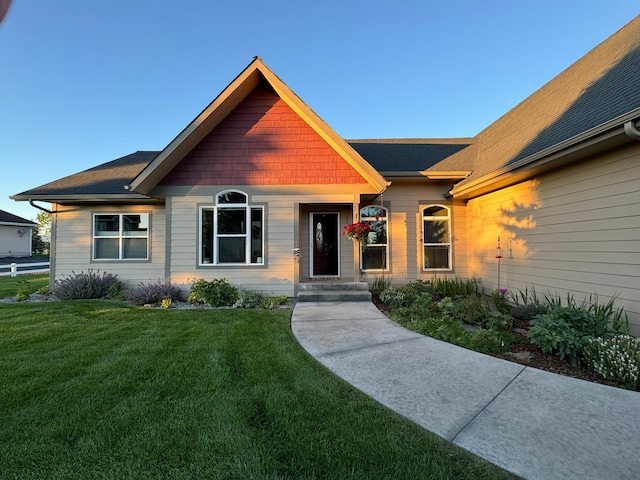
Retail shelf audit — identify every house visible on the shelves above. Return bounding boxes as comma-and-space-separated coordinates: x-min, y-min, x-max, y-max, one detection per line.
11, 16, 640, 334
0, 209, 36, 257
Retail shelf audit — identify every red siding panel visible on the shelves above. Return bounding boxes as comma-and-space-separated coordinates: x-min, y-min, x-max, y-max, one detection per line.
159, 86, 368, 186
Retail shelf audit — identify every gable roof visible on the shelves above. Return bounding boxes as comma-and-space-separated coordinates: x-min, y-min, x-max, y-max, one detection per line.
11, 151, 159, 202
0, 210, 36, 226
448, 15, 640, 199
128, 57, 388, 194
348, 139, 472, 177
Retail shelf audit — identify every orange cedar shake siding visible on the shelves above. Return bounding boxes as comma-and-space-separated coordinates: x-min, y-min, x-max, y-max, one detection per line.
159, 85, 368, 186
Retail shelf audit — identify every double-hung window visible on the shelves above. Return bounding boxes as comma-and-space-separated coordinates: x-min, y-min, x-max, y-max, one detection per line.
200, 190, 264, 265
360, 205, 388, 271
93, 213, 149, 260
422, 205, 451, 270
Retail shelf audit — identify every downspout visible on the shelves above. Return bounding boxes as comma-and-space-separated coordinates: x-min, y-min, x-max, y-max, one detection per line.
29, 199, 53, 214
623, 120, 640, 140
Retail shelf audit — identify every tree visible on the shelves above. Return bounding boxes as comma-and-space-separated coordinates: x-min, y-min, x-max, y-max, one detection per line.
32, 211, 51, 255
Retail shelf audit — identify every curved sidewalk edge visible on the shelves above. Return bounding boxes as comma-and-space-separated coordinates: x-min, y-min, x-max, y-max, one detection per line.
291, 301, 640, 480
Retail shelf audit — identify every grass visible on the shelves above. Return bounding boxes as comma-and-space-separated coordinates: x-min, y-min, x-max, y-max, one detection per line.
0, 273, 49, 298
0, 301, 519, 480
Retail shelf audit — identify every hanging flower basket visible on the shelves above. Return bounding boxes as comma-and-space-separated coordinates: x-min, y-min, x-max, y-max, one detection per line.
342, 222, 373, 248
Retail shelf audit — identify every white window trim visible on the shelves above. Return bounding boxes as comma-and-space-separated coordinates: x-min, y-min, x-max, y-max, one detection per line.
92, 212, 149, 261
422, 205, 452, 271
360, 205, 389, 272
199, 190, 264, 266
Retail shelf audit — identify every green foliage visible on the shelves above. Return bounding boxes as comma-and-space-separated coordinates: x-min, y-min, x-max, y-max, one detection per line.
510, 286, 549, 321
583, 336, 640, 390
234, 290, 289, 309
586, 294, 629, 334
430, 277, 482, 298
15, 280, 31, 302
529, 313, 585, 366
370, 275, 392, 295
105, 282, 125, 300
125, 280, 182, 306
259, 295, 288, 310
188, 278, 238, 307
511, 303, 549, 321
379, 284, 419, 309
234, 290, 266, 308
491, 289, 511, 315
0, 274, 49, 298
528, 294, 627, 366
54, 270, 121, 300
390, 294, 511, 354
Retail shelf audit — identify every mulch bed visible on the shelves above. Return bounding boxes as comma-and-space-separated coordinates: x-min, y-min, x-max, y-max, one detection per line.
373, 298, 622, 389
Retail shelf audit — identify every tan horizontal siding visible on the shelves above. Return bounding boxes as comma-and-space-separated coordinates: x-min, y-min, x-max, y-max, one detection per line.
466, 144, 640, 334
52, 204, 166, 289
168, 194, 296, 297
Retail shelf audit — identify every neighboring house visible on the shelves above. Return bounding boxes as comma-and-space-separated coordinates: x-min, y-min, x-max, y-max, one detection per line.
0, 210, 36, 257
11, 17, 640, 333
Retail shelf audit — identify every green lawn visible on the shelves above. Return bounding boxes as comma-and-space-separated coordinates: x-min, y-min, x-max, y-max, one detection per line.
0, 273, 49, 298
0, 301, 519, 479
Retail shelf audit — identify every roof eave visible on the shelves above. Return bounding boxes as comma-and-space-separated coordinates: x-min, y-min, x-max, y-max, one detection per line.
421, 170, 472, 180
0, 221, 36, 227
10, 194, 158, 203
450, 111, 640, 200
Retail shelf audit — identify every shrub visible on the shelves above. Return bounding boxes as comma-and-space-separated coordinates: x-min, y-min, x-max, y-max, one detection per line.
15, 280, 30, 302
529, 313, 585, 366
260, 295, 288, 310
528, 293, 628, 367
583, 336, 640, 390
379, 285, 417, 309
125, 281, 182, 306
233, 291, 289, 309
451, 294, 490, 327
55, 270, 121, 300
188, 278, 238, 307
234, 290, 266, 309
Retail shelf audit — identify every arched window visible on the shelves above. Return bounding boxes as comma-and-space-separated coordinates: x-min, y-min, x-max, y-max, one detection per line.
200, 190, 264, 265
360, 205, 388, 271
422, 205, 451, 270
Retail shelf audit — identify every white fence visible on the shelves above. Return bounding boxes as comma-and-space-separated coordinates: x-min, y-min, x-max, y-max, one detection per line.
0, 262, 50, 277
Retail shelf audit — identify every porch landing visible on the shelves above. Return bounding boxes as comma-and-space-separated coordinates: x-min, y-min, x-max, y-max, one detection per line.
297, 282, 372, 302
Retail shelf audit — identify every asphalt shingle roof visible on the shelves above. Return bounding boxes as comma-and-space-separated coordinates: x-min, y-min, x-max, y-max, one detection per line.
0, 210, 36, 225
13, 151, 159, 198
348, 141, 471, 173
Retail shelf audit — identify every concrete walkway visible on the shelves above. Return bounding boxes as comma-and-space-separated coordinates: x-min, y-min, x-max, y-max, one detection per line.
291, 301, 640, 480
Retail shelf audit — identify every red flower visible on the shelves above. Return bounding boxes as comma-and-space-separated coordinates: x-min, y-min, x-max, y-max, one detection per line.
343, 221, 373, 247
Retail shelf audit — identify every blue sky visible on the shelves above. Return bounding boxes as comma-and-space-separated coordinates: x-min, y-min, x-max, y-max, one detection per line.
0, 1, 637, 221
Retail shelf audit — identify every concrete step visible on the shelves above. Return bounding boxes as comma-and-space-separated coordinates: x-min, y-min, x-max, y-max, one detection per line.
296, 289, 372, 303
298, 282, 370, 292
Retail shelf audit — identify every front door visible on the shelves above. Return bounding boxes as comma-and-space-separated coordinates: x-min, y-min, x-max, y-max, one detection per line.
310, 212, 339, 277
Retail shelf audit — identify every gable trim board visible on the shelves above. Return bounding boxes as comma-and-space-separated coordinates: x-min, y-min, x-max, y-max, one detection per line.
10, 16, 640, 334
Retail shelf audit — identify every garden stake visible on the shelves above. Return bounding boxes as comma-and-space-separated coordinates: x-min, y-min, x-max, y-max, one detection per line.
496, 236, 502, 291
